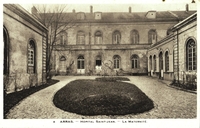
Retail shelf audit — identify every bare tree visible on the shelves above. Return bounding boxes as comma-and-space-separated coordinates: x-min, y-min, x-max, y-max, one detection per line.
32, 4, 76, 79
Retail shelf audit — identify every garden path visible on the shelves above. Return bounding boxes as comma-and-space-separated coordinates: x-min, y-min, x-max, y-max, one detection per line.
6, 76, 196, 119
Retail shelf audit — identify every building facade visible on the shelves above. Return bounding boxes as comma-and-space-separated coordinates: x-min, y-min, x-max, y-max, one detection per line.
51, 6, 195, 76
148, 12, 197, 81
3, 4, 48, 93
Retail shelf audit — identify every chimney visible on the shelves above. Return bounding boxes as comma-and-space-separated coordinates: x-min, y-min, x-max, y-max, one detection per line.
72, 9, 76, 13
90, 6, 93, 13
129, 7, 132, 13
31, 6, 37, 15
31, 6, 40, 19
186, 4, 189, 11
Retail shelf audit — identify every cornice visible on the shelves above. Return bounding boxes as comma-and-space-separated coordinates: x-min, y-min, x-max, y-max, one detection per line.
3, 4, 48, 32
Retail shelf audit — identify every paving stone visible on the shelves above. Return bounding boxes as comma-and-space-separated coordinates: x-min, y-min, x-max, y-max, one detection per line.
6, 76, 197, 119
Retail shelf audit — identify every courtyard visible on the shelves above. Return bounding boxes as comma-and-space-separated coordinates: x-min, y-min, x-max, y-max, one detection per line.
5, 76, 196, 119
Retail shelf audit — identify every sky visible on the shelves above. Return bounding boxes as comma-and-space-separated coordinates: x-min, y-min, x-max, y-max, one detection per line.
18, 0, 198, 13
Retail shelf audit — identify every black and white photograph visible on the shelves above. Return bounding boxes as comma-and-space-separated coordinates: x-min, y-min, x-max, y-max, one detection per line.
2, 0, 199, 127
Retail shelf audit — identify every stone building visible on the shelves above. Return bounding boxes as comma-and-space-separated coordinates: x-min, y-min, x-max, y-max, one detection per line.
3, 4, 48, 93
51, 6, 195, 76
148, 12, 197, 81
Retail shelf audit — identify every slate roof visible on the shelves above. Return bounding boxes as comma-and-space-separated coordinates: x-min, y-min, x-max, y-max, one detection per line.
42, 10, 196, 23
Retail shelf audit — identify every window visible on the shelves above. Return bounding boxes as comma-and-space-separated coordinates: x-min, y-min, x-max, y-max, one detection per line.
113, 55, 120, 69
95, 12, 102, 19
153, 55, 156, 71
96, 55, 102, 66
3, 27, 9, 75
77, 55, 84, 69
131, 54, 139, 69
148, 29, 157, 44
59, 31, 67, 45
59, 56, 66, 71
165, 51, 169, 71
149, 55, 152, 71
186, 39, 196, 71
77, 31, 85, 44
159, 52, 163, 70
131, 30, 139, 44
112, 30, 121, 44
28, 40, 36, 73
95, 31, 102, 44
77, 12, 85, 20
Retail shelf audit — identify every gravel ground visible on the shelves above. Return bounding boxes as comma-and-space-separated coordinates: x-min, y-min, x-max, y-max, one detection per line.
5, 76, 197, 119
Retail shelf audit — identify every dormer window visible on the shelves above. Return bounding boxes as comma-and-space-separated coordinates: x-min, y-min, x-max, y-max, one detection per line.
77, 12, 85, 20
95, 12, 102, 19
146, 11, 156, 19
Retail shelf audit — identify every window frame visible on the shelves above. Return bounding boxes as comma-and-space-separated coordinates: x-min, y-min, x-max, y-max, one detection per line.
131, 54, 139, 69
131, 30, 139, 44
112, 30, 121, 44
153, 55, 156, 72
113, 55, 121, 69
77, 55, 85, 69
77, 31, 85, 44
94, 31, 103, 44
149, 55, 152, 71
59, 31, 68, 45
159, 51, 163, 70
27, 39, 36, 74
186, 38, 197, 71
3, 27, 9, 75
165, 51, 169, 72
148, 29, 157, 44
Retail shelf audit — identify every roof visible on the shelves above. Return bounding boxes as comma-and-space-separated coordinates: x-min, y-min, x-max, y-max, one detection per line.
4, 4, 48, 32
149, 12, 197, 49
42, 10, 196, 23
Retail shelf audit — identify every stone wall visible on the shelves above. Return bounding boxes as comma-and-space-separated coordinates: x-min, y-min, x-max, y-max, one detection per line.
148, 34, 174, 80
3, 5, 47, 93
53, 20, 179, 75
176, 20, 197, 81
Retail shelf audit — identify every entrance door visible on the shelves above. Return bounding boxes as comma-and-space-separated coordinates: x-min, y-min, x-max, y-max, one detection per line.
77, 55, 85, 74
95, 55, 102, 74
59, 56, 66, 75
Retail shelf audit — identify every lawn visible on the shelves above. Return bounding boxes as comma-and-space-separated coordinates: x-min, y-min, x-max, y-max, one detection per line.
4, 79, 59, 119
53, 77, 154, 116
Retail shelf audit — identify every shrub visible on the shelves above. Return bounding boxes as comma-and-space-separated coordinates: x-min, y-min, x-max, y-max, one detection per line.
53, 79, 154, 116
95, 77, 130, 82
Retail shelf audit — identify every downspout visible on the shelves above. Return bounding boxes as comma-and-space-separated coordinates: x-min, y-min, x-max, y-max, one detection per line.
177, 29, 179, 83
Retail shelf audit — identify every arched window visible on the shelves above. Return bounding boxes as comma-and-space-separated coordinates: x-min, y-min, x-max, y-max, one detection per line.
77, 31, 85, 44
59, 31, 67, 45
113, 55, 120, 69
112, 30, 121, 44
131, 30, 139, 44
77, 55, 84, 69
3, 27, 9, 75
159, 52, 163, 70
131, 54, 139, 69
149, 55, 152, 71
165, 51, 169, 71
28, 40, 36, 73
186, 39, 196, 71
148, 29, 157, 44
59, 56, 66, 71
153, 55, 156, 71
95, 31, 102, 44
